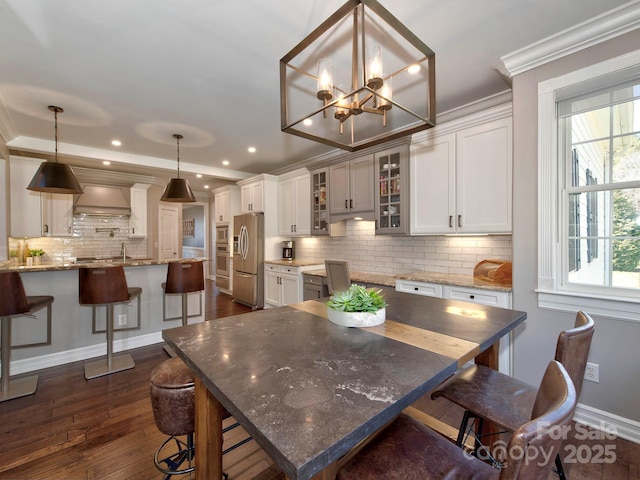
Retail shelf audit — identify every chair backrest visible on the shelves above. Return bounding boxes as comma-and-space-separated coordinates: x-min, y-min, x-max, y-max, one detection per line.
79, 266, 130, 305
325, 260, 351, 294
555, 311, 595, 399
499, 360, 577, 480
0, 271, 30, 316
165, 261, 204, 294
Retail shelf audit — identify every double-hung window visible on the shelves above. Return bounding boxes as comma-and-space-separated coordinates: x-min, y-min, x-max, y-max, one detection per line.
538, 51, 640, 320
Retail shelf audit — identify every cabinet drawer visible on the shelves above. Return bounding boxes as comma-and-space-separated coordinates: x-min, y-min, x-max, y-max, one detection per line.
265, 264, 281, 273
281, 266, 299, 275
303, 274, 325, 286
442, 286, 510, 308
395, 280, 443, 297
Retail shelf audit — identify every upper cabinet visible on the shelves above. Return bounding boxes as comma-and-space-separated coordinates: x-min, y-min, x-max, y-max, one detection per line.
129, 183, 150, 238
329, 156, 374, 217
410, 112, 512, 235
375, 146, 409, 235
9, 156, 43, 238
278, 169, 310, 236
42, 193, 73, 237
213, 185, 240, 224
238, 174, 277, 214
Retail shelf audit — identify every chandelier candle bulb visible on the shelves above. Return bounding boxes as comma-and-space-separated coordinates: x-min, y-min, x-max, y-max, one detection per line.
366, 44, 383, 90
316, 57, 334, 101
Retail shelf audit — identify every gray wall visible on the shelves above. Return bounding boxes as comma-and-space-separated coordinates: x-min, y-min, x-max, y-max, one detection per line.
512, 30, 640, 421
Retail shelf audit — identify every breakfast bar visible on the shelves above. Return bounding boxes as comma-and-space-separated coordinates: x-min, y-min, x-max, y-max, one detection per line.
163, 286, 526, 480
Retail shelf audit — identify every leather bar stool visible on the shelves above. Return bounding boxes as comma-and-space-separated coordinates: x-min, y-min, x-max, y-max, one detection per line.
0, 271, 54, 402
336, 360, 577, 480
431, 311, 595, 479
325, 260, 351, 294
162, 261, 204, 357
79, 266, 140, 379
150, 357, 250, 479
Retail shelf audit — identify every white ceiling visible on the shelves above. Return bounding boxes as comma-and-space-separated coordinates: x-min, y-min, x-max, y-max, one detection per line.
0, 0, 633, 193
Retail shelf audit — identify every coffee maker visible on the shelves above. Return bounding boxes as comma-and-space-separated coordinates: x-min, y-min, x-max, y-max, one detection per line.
282, 241, 295, 260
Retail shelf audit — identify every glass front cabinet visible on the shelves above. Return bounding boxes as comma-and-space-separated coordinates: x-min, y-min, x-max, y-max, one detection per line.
375, 145, 409, 235
311, 168, 329, 235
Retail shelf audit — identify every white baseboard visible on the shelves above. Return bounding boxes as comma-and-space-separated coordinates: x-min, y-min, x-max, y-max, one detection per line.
574, 402, 640, 445
11, 332, 165, 376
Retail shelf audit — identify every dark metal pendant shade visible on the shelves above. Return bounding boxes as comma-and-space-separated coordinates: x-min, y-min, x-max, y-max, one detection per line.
27, 160, 83, 194
160, 177, 196, 202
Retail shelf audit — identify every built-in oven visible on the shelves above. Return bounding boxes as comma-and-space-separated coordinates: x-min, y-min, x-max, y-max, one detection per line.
215, 225, 229, 244
215, 243, 230, 278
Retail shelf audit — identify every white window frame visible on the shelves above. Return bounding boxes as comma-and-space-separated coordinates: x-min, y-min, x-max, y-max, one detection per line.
537, 49, 640, 322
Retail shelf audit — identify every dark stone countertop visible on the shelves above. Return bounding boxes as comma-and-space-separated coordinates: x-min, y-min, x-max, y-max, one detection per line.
0, 257, 208, 273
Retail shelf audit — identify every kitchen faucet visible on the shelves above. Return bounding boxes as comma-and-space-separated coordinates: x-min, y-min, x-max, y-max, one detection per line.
121, 241, 127, 262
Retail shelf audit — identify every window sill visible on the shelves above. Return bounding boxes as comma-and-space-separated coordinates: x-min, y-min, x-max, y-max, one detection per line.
536, 289, 640, 322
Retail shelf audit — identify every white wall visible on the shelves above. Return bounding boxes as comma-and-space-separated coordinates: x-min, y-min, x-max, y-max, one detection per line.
511, 31, 640, 424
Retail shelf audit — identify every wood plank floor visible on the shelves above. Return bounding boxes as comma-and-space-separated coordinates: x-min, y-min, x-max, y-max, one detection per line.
1, 280, 638, 479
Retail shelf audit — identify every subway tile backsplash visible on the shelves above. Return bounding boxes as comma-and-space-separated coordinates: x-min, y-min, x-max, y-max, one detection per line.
294, 220, 511, 276
9, 215, 147, 264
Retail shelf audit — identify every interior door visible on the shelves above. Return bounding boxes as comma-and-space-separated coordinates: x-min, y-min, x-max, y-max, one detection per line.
159, 205, 179, 260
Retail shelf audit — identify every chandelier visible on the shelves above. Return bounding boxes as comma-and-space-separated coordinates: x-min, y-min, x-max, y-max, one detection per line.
160, 134, 196, 203
280, 0, 435, 152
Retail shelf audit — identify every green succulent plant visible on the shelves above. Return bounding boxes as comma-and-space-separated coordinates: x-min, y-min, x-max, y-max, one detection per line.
30, 248, 45, 257
326, 284, 387, 313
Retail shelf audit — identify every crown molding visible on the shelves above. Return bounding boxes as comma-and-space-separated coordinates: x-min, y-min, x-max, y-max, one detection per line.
499, 1, 640, 78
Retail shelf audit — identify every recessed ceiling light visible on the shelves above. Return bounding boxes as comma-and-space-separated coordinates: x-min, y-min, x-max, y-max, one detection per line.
303, 118, 312, 126
408, 64, 421, 74
111, 140, 122, 147
204, 185, 209, 189
103, 161, 111, 165
196, 174, 202, 178
248, 147, 256, 153
222, 160, 230, 166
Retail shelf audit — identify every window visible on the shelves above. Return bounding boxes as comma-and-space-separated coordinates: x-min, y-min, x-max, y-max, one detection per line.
538, 50, 640, 321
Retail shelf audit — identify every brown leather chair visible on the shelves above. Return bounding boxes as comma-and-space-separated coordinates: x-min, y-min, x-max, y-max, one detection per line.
336, 360, 577, 480
162, 261, 204, 357
431, 311, 595, 479
79, 266, 140, 379
0, 271, 54, 402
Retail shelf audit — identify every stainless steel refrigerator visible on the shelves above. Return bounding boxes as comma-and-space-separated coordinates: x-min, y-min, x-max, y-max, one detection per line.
232, 212, 264, 309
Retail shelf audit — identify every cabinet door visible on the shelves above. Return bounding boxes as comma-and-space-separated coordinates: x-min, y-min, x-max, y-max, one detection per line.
129, 185, 148, 238
375, 147, 408, 234
250, 182, 264, 213
311, 169, 329, 234
42, 193, 73, 237
410, 134, 456, 234
329, 162, 350, 215
9, 157, 43, 237
215, 191, 229, 223
349, 156, 374, 213
293, 174, 311, 235
456, 117, 512, 234
281, 274, 300, 305
278, 178, 295, 235
264, 270, 282, 306
240, 185, 252, 213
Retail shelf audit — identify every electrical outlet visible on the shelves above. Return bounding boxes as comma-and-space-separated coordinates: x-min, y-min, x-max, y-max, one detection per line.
118, 314, 127, 327
585, 362, 599, 383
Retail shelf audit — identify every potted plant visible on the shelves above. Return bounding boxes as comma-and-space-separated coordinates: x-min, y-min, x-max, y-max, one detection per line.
30, 248, 45, 265
326, 284, 388, 327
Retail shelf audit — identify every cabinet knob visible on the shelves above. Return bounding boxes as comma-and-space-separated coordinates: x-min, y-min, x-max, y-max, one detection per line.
414, 287, 419, 291
458, 215, 462, 228
345, 199, 348, 209
469, 295, 475, 299
449, 216, 453, 228
350, 199, 353, 209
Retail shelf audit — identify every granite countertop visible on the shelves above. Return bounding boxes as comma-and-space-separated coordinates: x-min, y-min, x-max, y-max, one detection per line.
265, 259, 325, 267
303, 268, 512, 292
0, 257, 208, 273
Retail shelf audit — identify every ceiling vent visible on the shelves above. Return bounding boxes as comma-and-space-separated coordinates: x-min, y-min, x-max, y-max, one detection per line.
73, 184, 131, 216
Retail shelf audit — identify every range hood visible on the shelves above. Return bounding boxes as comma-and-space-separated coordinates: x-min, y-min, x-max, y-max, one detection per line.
73, 185, 131, 216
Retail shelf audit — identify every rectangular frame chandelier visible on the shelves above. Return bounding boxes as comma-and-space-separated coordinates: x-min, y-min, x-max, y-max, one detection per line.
280, 0, 436, 152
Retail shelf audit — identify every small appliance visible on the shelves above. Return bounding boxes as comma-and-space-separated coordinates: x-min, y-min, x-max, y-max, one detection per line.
282, 241, 295, 260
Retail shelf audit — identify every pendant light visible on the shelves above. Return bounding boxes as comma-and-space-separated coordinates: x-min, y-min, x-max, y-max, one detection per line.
27, 106, 83, 194
160, 134, 196, 202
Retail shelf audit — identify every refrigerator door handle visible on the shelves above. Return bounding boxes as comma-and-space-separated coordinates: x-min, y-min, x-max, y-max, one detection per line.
241, 225, 249, 261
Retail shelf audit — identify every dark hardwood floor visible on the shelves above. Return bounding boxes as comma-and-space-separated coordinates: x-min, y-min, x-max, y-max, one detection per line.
1, 280, 638, 479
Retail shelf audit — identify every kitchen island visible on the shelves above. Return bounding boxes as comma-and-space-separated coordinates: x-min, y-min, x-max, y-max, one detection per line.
1, 258, 206, 376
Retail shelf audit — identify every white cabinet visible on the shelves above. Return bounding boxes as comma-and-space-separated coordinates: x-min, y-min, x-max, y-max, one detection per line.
375, 146, 409, 235
278, 169, 310, 236
396, 279, 513, 375
129, 184, 149, 238
240, 181, 264, 213
264, 262, 323, 308
213, 185, 240, 224
9, 156, 43, 238
329, 155, 374, 217
410, 114, 512, 234
42, 193, 73, 237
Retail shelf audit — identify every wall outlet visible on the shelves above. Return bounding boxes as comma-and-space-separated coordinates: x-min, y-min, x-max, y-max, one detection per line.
584, 362, 599, 383
118, 314, 128, 327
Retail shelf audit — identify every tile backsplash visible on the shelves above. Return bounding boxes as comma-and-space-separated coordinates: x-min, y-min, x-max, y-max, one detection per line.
294, 220, 512, 276
9, 215, 147, 264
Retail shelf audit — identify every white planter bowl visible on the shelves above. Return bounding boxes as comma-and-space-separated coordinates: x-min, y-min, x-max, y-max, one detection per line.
327, 307, 386, 328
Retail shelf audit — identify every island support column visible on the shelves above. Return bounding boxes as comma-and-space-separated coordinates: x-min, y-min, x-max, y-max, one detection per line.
195, 376, 224, 480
